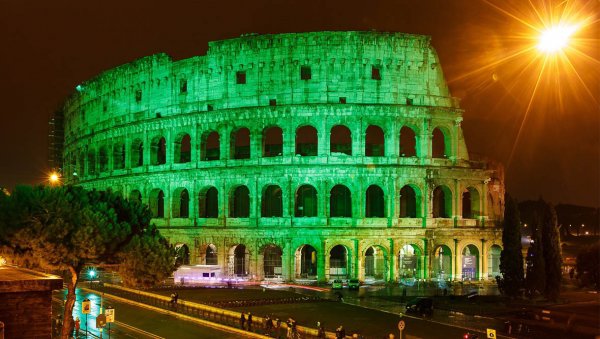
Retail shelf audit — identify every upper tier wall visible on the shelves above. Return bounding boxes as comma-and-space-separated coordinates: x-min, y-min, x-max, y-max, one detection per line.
63, 31, 457, 137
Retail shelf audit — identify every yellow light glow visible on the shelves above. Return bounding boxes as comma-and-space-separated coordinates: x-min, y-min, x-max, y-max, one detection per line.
49, 172, 60, 185
537, 25, 577, 53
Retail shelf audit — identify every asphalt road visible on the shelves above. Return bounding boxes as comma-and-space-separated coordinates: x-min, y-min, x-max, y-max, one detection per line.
52, 288, 241, 338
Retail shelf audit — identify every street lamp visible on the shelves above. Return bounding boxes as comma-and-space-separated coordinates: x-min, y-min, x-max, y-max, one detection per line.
537, 25, 578, 53
49, 172, 60, 185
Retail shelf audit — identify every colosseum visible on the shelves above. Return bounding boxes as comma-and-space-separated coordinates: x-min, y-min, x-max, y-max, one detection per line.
61, 31, 505, 284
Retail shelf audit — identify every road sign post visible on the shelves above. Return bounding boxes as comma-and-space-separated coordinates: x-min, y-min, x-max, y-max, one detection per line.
105, 306, 115, 339
82, 298, 91, 338
398, 320, 406, 339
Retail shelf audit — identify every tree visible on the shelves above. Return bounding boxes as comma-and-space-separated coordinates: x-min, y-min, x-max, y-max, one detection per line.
525, 212, 545, 297
541, 200, 562, 301
576, 243, 600, 290
0, 185, 176, 338
498, 194, 524, 297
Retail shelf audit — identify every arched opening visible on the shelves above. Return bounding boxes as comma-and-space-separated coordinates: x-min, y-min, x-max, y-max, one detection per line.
261, 185, 282, 217
151, 136, 167, 165
462, 245, 480, 281
201, 131, 220, 161
149, 189, 165, 218
230, 244, 249, 277
329, 245, 349, 279
295, 185, 317, 217
330, 185, 352, 217
113, 142, 125, 170
175, 244, 190, 266
398, 244, 422, 280
365, 125, 384, 157
229, 186, 250, 218
231, 128, 250, 159
295, 125, 318, 156
365, 185, 385, 218
99, 146, 108, 172
198, 187, 218, 218
432, 128, 448, 159
262, 126, 283, 157
488, 245, 502, 279
205, 244, 218, 265
86, 150, 96, 175
131, 138, 144, 167
129, 190, 142, 204
364, 246, 387, 280
330, 125, 352, 155
400, 185, 419, 218
263, 245, 283, 278
400, 126, 417, 157
432, 186, 452, 218
295, 245, 317, 279
433, 245, 452, 280
462, 187, 481, 219
172, 188, 190, 218
174, 133, 191, 163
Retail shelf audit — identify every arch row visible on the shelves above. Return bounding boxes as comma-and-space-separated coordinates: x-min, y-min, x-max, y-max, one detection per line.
127, 182, 484, 222
66, 123, 455, 178
175, 238, 502, 282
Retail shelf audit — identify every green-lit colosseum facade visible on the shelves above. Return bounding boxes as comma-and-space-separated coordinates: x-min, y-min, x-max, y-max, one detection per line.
62, 31, 505, 284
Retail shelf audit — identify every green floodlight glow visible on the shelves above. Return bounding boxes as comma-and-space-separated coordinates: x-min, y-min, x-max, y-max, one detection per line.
76, 84, 83, 92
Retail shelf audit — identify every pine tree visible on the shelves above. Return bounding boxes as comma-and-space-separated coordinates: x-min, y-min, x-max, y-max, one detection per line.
541, 200, 562, 301
0, 185, 176, 338
498, 194, 524, 297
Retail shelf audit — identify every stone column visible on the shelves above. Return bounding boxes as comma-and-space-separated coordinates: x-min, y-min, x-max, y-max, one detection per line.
389, 239, 396, 283
454, 239, 460, 281
353, 239, 360, 279
480, 239, 486, 281
318, 240, 327, 283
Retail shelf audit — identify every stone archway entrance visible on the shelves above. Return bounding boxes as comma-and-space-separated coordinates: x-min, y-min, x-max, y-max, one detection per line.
262, 244, 283, 279
295, 245, 317, 279
228, 244, 249, 277
364, 246, 388, 281
329, 245, 350, 279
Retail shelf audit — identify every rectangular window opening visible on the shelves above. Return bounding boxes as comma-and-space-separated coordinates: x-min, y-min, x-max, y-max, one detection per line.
180, 79, 188, 93
371, 66, 381, 80
207, 104, 214, 111
236, 71, 246, 84
300, 65, 312, 80
339, 97, 346, 104
135, 90, 142, 103
269, 99, 277, 106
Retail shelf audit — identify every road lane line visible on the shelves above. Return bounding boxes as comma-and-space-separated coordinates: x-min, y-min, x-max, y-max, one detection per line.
114, 320, 164, 339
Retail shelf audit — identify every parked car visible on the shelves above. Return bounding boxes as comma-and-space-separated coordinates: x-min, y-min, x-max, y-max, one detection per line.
348, 279, 360, 290
406, 297, 433, 316
332, 279, 343, 289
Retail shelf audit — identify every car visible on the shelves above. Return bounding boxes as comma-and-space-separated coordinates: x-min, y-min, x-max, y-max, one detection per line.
406, 297, 433, 316
331, 279, 343, 289
348, 279, 360, 290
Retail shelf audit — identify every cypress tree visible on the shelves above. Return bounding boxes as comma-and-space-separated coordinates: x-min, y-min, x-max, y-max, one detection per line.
541, 200, 562, 301
526, 211, 546, 297
499, 194, 524, 297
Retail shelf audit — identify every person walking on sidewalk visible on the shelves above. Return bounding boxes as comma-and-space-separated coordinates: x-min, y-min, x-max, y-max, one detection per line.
74, 317, 81, 338
240, 312, 246, 330
247, 312, 253, 332
317, 321, 326, 338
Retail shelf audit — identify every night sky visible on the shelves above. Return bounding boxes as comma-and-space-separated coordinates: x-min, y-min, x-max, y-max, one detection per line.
1, 0, 598, 207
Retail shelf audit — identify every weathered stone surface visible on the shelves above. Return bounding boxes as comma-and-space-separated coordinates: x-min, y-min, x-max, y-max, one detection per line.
61, 31, 504, 283
0, 266, 62, 339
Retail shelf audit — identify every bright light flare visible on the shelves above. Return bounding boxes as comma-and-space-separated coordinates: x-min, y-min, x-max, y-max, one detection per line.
49, 172, 60, 185
537, 25, 578, 53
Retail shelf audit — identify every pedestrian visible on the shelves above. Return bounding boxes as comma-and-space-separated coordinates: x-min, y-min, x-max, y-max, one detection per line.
335, 326, 341, 339
240, 312, 246, 330
286, 319, 293, 339
504, 320, 512, 335
569, 268, 575, 279
248, 312, 253, 332
339, 325, 345, 338
265, 315, 272, 335
317, 321, 326, 338
275, 318, 282, 338
443, 288, 448, 296
74, 316, 81, 337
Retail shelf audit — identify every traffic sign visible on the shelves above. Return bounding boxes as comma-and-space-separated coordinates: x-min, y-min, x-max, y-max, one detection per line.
105, 307, 115, 323
82, 299, 91, 314
486, 328, 496, 338
398, 320, 406, 331
96, 314, 106, 328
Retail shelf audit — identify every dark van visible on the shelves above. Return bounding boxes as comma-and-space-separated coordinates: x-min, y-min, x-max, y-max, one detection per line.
405, 297, 433, 316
